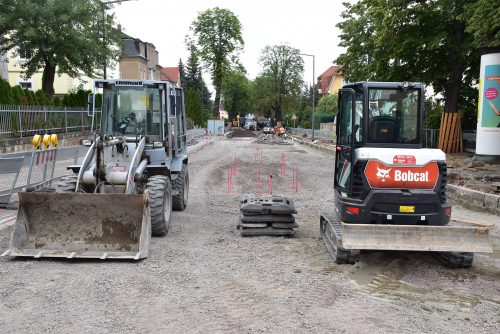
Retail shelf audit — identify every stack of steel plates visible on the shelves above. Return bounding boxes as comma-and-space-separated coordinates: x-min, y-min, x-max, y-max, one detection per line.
239, 195, 298, 236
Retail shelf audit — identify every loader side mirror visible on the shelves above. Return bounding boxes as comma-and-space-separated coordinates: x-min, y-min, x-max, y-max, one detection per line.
87, 93, 94, 116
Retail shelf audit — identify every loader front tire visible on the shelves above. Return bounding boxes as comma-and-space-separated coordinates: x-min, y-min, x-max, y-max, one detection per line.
147, 175, 172, 237
56, 174, 78, 193
172, 164, 189, 211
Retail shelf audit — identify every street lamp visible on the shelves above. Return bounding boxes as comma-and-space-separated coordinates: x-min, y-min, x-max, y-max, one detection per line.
299, 53, 315, 141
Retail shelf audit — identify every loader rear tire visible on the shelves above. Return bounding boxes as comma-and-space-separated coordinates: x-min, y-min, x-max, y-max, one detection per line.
56, 174, 78, 193
147, 175, 172, 237
172, 164, 189, 211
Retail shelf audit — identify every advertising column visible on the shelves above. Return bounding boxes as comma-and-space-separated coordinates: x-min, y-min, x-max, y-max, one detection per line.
475, 52, 500, 163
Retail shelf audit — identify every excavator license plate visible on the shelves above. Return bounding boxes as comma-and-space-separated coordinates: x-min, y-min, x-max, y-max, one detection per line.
399, 205, 415, 213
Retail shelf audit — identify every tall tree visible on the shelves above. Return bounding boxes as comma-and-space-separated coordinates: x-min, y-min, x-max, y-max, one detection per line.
259, 44, 304, 122
181, 46, 212, 126
184, 45, 204, 92
221, 70, 250, 120
335, 0, 499, 152
178, 58, 186, 87
249, 75, 274, 118
0, 0, 122, 95
186, 7, 244, 118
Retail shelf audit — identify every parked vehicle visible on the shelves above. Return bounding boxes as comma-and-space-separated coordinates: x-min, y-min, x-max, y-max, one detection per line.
320, 81, 492, 268
5, 79, 189, 260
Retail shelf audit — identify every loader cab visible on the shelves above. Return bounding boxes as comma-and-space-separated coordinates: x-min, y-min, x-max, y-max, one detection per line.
334, 82, 424, 194
168, 86, 187, 157
93, 80, 165, 142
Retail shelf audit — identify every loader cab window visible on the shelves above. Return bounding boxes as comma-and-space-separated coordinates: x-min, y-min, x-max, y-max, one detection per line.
368, 88, 420, 144
101, 85, 162, 143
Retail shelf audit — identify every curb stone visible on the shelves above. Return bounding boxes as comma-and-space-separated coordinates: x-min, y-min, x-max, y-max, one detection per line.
292, 136, 500, 217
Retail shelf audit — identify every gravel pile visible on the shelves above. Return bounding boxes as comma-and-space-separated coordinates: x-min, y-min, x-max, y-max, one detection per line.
254, 134, 292, 145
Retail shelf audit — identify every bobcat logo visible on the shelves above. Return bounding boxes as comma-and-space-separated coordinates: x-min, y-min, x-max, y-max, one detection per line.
376, 167, 391, 182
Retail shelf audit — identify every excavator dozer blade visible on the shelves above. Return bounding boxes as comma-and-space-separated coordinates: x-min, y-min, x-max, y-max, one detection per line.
341, 224, 492, 253
4, 191, 151, 260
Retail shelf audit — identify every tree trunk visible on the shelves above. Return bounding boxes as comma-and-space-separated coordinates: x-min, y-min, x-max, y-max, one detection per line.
213, 87, 221, 119
438, 20, 465, 153
274, 105, 282, 123
42, 63, 56, 96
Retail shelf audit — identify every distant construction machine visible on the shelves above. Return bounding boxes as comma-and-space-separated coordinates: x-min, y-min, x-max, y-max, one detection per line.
320, 81, 492, 268
4, 79, 189, 260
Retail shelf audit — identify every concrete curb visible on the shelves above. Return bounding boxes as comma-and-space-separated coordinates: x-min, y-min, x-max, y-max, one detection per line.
447, 184, 500, 216
292, 136, 500, 217
292, 137, 335, 154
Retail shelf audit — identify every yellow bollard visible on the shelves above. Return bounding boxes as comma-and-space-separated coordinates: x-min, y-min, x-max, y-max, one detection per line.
50, 134, 58, 148
43, 134, 50, 149
32, 134, 42, 150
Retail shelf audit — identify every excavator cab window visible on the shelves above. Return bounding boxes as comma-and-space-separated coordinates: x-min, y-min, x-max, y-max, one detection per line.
367, 88, 420, 144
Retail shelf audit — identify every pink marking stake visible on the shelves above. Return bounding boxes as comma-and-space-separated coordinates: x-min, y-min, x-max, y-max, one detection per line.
257, 168, 261, 194
227, 167, 233, 193
233, 154, 237, 176
281, 153, 287, 176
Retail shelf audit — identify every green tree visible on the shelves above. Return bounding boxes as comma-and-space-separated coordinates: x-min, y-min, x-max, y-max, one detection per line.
248, 75, 274, 118
186, 7, 244, 118
0, 78, 13, 104
221, 70, 250, 120
0, 0, 122, 95
11, 86, 25, 105
178, 58, 186, 87
464, 0, 500, 51
316, 94, 338, 115
259, 44, 304, 122
336, 0, 499, 151
185, 89, 204, 126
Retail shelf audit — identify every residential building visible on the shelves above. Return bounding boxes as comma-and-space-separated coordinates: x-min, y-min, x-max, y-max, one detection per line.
6, 49, 92, 95
160, 67, 180, 86
317, 65, 344, 95
120, 37, 162, 80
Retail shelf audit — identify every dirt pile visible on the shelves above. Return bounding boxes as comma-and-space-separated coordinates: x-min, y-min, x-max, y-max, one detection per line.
447, 153, 500, 194
229, 128, 256, 138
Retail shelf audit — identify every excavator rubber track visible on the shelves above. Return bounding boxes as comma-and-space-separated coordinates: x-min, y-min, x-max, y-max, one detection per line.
320, 213, 359, 264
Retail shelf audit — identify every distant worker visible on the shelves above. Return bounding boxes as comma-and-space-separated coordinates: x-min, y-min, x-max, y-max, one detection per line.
279, 126, 285, 137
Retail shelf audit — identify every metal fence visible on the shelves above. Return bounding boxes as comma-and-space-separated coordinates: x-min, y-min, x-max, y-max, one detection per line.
291, 127, 471, 150
0, 104, 100, 139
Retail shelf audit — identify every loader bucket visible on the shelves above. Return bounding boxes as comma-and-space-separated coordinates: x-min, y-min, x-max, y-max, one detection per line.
341, 224, 492, 253
4, 191, 151, 260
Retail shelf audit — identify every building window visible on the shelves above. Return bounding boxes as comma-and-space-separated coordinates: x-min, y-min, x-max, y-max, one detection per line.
17, 49, 32, 62
18, 81, 33, 91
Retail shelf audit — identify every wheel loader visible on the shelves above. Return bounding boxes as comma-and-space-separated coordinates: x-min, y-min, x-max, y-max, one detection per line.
3, 79, 189, 260
320, 82, 492, 268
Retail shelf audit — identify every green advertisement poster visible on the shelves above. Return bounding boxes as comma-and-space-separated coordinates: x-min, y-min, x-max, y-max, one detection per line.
481, 64, 500, 128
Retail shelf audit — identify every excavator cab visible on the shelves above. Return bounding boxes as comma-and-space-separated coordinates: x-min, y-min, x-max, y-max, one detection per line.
321, 82, 492, 267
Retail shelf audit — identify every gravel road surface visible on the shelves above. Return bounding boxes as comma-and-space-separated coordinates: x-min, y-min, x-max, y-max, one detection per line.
1, 137, 499, 333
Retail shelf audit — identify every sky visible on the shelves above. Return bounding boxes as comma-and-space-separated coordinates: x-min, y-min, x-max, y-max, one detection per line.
111, 0, 347, 87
